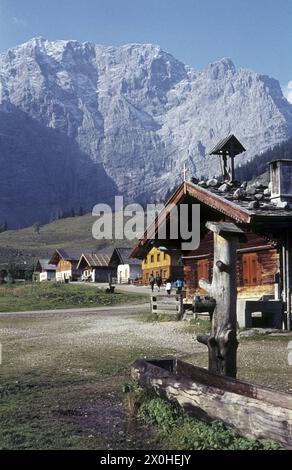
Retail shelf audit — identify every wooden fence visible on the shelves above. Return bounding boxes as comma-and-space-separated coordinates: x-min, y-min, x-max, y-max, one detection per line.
150, 293, 184, 316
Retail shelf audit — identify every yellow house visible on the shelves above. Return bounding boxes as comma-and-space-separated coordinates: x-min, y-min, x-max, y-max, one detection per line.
141, 247, 183, 284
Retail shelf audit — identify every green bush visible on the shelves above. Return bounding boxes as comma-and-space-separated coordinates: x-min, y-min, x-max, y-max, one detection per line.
140, 397, 184, 433
123, 379, 140, 394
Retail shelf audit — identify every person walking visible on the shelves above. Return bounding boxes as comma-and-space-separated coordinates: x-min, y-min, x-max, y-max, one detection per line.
175, 278, 184, 294
165, 279, 172, 295
149, 273, 155, 292
156, 274, 162, 291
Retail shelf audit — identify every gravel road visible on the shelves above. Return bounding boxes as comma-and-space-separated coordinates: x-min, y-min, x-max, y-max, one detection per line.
0, 304, 204, 356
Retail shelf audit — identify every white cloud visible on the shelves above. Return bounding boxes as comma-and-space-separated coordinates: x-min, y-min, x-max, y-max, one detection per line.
12, 16, 27, 27
284, 80, 292, 104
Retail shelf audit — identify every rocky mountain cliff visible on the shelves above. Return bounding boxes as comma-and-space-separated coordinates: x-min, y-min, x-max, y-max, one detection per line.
1, 37, 292, 227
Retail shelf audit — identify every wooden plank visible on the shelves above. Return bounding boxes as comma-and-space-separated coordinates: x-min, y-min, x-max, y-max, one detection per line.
154, 309, 179, 315
154, 299, 178, 304
206, 221, 245, 237
152, 295, 178, 300
153, 306, 178, 312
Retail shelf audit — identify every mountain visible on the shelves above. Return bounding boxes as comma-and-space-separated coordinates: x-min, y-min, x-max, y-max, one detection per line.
1, 37, 292, 228
236, 136, 292, 182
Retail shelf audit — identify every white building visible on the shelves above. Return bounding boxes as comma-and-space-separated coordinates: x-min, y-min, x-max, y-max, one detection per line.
34, 259, 56, 282
109, 248, 142, 284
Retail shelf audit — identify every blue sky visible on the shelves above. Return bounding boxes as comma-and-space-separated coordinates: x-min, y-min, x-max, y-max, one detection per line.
0, 0, 291, 100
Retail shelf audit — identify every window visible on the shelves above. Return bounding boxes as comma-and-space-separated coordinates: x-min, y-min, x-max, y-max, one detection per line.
157, 254, 160, 262
150, 255, 154, 263
242, 253, 261, 286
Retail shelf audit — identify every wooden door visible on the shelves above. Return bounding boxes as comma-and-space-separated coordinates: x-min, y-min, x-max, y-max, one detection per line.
242, 253, 261, 286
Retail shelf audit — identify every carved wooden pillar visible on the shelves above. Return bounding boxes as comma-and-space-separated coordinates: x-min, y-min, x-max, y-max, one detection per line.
197, 221, 245, 378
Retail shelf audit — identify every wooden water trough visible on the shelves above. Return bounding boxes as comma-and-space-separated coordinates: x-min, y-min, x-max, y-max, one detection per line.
131, 357, 292, 448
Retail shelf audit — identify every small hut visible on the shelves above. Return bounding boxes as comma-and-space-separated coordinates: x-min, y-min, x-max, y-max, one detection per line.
77, 252, 116, 282
108, 248, 142, 284
34, 259, 56, 282
49, 249, 83, 282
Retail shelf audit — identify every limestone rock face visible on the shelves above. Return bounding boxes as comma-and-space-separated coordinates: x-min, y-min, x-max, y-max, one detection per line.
1, 38, 292, 227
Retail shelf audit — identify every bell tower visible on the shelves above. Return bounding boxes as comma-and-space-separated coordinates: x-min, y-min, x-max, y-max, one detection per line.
209, 134, 246, 182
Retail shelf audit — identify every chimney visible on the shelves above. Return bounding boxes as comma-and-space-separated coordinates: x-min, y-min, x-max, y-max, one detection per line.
270, 160, 292, 208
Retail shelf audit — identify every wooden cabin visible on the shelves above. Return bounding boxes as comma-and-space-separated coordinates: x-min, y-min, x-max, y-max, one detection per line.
108, 248, 142, 284
49, 249, 83, 282
34, 259, 56, 282
132, 185, 281, 300
141, 247, 183, 284
131, 140, 292, 329
77, 253, 116, 282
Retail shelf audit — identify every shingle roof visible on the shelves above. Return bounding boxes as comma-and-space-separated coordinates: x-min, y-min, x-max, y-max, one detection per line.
131, 178, 292, 259
80, 253, 111, 268
209, 134, 246, 156
113, 248, 141, 265
37, 259, 56, 271
190, 180, 292, 219
49, 248, 87, 265
56, 248, 84, 261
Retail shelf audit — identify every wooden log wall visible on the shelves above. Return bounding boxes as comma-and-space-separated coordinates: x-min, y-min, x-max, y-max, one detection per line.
184, 230, 279, 297
56, 259, 72, 272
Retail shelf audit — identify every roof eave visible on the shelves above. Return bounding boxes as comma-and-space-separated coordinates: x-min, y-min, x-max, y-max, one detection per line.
130, 182, 187, 258
130, 181, 254, 259
186, 182, 253, 224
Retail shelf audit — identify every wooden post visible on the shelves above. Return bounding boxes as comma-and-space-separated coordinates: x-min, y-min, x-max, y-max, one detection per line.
229, 139, 235, 182
281, 230, 292, 331
286, 230, 292, 331
222, 151, 228, 180
197, 222, 245, 378
177, 293, 184, 316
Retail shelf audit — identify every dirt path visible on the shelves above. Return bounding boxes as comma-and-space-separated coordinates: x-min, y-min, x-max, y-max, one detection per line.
0, 302, 149, 316
0, 305, 204, 355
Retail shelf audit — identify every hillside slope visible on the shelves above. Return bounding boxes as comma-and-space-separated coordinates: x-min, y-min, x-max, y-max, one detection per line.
0, 213, 135, 267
